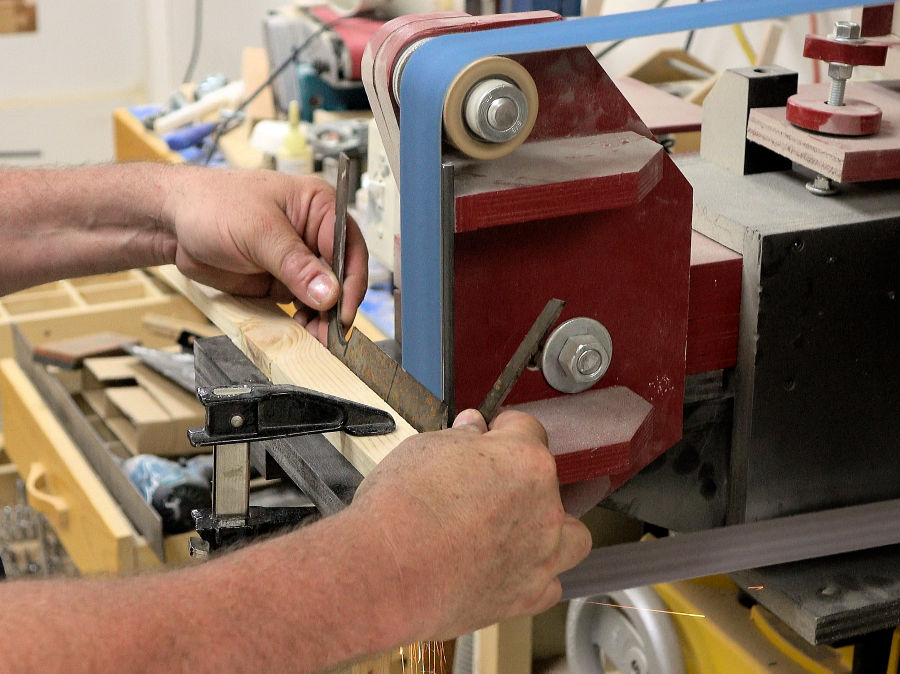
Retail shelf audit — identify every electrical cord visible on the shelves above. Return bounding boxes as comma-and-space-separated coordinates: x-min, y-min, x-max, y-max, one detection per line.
202, 12, 359, 166
182, 0, 204, 85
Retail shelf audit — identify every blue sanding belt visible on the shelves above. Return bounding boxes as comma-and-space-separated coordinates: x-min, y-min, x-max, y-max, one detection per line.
397, 0, 881, 398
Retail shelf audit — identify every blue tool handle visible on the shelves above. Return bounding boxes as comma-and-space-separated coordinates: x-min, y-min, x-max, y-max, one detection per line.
164, 121, 217, 150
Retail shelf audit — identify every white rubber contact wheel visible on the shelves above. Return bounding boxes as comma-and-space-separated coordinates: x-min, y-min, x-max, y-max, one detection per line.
442, 56, 538, 160
566, 587, 685, 674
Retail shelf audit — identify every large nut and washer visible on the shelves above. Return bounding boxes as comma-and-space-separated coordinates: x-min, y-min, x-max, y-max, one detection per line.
541, 317, 613, 394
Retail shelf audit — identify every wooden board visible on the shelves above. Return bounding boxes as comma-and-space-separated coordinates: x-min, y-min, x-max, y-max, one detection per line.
154, 266, 416, 476
33, 332, 138, 368
613, 76, 702, 135
687, 232, 742, 374
747, 81, 900, 183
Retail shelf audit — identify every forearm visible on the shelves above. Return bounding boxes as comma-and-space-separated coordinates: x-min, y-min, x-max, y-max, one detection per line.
0, 165, 177, 294
0, 506, 414, 672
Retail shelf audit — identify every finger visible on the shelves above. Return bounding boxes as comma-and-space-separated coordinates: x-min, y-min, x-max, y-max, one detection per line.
340, 216, 369, 327
247, 214, 340, 311
292, 304, 314, 328
266, 279, 295, 303
523, 578, 563, 616
451, 409, 488, 434
553, 515, 593, 575
305, 314, 329, 346
489, 410, 549, 446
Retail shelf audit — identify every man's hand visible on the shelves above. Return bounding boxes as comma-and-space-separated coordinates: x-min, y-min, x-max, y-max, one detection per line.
351, 409, 593, 641
162, 168, 368, 334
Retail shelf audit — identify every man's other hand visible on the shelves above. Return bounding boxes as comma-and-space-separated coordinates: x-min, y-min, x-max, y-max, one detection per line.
351, 409, 593, 641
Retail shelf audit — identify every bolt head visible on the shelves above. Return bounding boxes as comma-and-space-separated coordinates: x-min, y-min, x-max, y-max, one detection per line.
827, 62, 854, 80
833, 21, 861, 41
487, 97, 519, 133
559, 335, 610, 385
230, 415, 245, 428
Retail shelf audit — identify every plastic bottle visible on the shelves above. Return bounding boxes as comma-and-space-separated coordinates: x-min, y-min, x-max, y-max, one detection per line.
277, 100, 314, 175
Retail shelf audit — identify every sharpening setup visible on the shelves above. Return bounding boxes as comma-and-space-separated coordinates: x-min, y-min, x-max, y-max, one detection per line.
2, 0, 900, 671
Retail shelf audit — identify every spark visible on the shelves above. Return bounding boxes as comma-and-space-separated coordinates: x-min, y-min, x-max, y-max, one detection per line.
585, 600, 706, 619
747, 585, 765, 590
401, 641, 447, 674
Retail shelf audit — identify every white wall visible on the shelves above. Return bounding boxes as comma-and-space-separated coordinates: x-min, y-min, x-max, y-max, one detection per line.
0, 1, 146, 101
0, 0, 282, 164
145, 0, 284, 102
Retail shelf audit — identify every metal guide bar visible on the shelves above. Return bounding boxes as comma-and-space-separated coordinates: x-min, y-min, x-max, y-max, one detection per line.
560, 497, 900, 600
478, 298, 565, 424
329, 153, 448, 432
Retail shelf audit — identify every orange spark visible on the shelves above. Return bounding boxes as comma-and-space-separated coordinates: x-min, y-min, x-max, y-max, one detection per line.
747, 586, 765, 590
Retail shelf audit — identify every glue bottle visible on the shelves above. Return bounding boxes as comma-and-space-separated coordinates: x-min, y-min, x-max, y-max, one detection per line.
277, 100, 314, 175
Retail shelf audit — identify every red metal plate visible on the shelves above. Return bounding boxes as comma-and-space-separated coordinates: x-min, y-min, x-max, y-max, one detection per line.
787, 94, 883, 136
802, 34, 888, 66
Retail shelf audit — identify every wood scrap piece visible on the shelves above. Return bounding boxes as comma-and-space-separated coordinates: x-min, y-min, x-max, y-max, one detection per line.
130, 363, 205, 431
83, 355, 140, 391
33, 332, 139, 369
154, 265, 415, 476
141, 313, 221, 341
105, 387, 184, 456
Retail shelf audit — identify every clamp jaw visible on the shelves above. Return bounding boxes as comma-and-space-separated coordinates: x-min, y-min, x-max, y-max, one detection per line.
187, 381, 395, 556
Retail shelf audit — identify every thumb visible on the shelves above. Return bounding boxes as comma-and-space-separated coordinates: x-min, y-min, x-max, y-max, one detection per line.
250, 215, 340, 311
452, 409, 488, 434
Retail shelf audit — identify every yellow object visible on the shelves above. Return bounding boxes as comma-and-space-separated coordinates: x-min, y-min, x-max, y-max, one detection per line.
732, 23, 757, 65
277, 100, 314, 175
654, 576, 852, 673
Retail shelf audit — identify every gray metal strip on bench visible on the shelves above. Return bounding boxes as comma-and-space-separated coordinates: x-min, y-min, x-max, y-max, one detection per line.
560, 497, 900, 600
193, 336, 362, 516
12, 326, 166, 562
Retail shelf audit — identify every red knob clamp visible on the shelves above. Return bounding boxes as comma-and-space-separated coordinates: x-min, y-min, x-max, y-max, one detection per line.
786, 29, 889, 136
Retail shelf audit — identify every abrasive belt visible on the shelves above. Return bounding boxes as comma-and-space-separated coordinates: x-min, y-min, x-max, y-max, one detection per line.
559, 498, 900, 600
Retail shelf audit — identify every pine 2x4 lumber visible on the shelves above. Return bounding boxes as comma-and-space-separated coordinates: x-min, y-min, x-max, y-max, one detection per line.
154, 266, 416, 476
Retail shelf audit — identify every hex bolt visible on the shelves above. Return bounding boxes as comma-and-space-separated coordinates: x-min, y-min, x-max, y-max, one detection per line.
464, 78, 529, 143
826, 21, 862, 107
806, 173, 839, 197
576, 348, 604, 377
559, 334, 611, 386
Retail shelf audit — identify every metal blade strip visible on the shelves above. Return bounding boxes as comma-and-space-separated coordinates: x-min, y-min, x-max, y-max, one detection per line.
560, 498, 900, 600
478, 298, 565, 424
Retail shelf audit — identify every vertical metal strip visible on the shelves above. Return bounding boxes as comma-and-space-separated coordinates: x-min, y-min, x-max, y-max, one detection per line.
212, 442, 250, 518
440, 162, 456, 416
